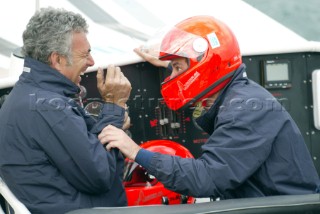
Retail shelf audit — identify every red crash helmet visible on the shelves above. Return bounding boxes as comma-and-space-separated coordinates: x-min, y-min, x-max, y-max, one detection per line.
159, 15, 242, 110
123, 140, 195, 206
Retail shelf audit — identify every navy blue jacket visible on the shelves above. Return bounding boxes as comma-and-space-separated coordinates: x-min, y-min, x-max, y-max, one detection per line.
136, 64, 320, 199
0, 57, 127, 213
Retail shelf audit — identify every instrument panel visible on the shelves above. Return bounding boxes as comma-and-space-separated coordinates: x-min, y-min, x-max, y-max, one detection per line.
78, 63, 208, 158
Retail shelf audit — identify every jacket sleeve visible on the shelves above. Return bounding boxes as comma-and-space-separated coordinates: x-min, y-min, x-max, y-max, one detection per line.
136, 111, 276, 198
35, 101, 125, 194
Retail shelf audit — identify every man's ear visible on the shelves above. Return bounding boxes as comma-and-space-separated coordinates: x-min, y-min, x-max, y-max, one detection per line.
49, 52, 62, 70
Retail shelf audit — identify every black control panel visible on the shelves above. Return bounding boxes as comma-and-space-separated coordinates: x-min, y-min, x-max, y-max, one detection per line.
78, 63, 208, 158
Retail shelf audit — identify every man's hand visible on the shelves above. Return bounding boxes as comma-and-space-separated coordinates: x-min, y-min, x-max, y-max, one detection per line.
98, 125, 140, 160
96, 65, 131, 108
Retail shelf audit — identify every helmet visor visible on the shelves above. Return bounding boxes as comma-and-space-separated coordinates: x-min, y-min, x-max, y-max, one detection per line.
159, 27, 209, 60
123, 161, 157, 187
143, 26, 209, 60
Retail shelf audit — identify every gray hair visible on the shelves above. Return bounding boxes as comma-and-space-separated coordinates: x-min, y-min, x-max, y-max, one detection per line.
22, 7, 89, 65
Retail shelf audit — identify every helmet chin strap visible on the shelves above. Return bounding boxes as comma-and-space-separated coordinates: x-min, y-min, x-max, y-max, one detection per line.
203, 91, 221, 110
192, 90, 221, 124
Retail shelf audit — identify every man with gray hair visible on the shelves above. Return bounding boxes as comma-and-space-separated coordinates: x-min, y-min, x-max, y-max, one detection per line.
0, 7, 131, 213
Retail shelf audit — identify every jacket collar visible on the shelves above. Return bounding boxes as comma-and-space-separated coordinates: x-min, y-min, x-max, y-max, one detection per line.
195, 64, 247, 134
23, 57, 80, 97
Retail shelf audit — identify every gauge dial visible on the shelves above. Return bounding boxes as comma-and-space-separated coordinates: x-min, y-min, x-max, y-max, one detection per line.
84, 101, 103, 117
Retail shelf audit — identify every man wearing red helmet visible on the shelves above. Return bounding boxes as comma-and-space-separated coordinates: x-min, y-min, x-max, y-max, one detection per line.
100, 15, 320, 199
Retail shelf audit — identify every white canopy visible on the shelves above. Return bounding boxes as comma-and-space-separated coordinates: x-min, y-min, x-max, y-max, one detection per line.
0, 0, 319, 87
